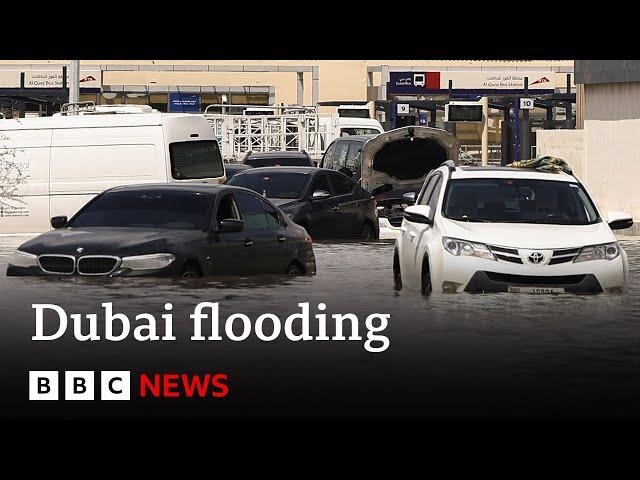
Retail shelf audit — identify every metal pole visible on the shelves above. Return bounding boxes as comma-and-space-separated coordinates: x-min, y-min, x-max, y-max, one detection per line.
444, 79, 456, 136
480, 96, 489, 166
501, 107, 511, 166
565, 73, 573, 128
520, 77, 530, 160
69, 60, 80, 103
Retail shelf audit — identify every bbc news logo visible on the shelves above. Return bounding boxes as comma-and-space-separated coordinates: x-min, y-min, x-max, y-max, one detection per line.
29, 371, 229, 400
29, 371, 130, 400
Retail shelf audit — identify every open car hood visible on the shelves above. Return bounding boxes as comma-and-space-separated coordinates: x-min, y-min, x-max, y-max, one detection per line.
360, 126, 459, 193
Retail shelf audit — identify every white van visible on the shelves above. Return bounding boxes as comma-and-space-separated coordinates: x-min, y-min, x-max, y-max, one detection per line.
0, 112, 225, 234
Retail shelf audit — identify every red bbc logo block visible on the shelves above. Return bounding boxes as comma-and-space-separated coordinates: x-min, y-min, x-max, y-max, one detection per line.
29, 371, 130, 400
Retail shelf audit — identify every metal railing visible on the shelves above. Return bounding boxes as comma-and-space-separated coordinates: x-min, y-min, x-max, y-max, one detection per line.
204, 112, 331, 161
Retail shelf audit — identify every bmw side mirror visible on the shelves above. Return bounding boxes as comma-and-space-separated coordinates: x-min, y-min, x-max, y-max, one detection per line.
51, 216, 68, 229
402, 192, 417, 205
403, 205, 432, 225
219, 218, 245, 233
311, 190, 331, 201
607, 211, 633, 230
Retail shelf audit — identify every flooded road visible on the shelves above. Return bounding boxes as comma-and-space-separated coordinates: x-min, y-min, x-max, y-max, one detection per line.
0, 235, 638, 420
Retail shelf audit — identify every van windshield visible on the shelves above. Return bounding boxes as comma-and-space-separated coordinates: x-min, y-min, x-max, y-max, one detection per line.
169, 140, 224, 180
442, 178, 600, 225
69, 190, 213, 230
341, 128, 380, 136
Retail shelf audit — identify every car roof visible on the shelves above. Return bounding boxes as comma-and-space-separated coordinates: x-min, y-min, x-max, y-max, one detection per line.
105, 183, 233, 194
224, 163, 251, 169
449, 165, 578, 182
233, 166, 319, 175
244, 151, 310, 159
333, 135, 377, 143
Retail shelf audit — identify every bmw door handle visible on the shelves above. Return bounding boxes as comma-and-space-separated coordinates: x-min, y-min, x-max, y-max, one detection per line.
244, 239, 254, 247
277, 235, 286, 243
331, 206, 341, 212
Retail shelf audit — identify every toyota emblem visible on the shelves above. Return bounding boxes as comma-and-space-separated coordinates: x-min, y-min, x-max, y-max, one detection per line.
76, 247, 85, 254
528, 252, 544, 264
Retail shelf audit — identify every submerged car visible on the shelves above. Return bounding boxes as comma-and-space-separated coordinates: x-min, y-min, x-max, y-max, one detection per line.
394, 164, 632, 294
359, 126, 459, 233
7, 184, 316, 278
227, 167, 379, 240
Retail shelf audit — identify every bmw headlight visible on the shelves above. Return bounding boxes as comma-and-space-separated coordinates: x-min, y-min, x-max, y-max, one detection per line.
8, 250, 38, 268
574, 242, 620, 263
442, 237, 496, 261
120, 253, 176, 271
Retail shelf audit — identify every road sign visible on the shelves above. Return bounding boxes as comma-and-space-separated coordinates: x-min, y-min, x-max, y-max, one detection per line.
520, 98, 535, 110
396, 103, 410, 115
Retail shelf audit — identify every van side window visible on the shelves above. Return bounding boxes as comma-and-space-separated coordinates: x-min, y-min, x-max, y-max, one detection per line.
334, 141, 350, 170
345, 141, 363, 173
322, 142, 338, 169
169, 140, 224, 180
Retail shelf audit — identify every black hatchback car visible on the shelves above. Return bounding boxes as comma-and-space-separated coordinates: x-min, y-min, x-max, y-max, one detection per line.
227, 167, 379, 240
6, 184, 316, 277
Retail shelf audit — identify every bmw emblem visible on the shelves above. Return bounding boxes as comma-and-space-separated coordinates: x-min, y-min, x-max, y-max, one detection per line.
76, 247, 85, 254
528, 252, 544, 264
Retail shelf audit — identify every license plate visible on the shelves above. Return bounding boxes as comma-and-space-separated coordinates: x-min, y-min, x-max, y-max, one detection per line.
508, 286, 565, 294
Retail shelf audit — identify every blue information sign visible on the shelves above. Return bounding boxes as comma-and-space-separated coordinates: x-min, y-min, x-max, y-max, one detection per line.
169, 93, 201, 113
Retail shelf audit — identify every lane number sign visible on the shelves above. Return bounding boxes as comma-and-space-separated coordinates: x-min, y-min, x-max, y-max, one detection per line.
396, 103, 410, 115
520, 98, 534, 110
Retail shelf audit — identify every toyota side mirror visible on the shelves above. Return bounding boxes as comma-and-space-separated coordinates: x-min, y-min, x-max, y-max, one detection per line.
219, 218, 245, 233
403, 205, 432, 225
51, 216, 68, 229
607, 211, 633, 230
311, 190, 331, 200
402, 192, 417, 205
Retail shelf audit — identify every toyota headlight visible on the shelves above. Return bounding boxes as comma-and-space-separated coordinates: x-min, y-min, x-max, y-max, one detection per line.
574, 242, 620, 263
120, 253, 176, 270
442, 237, 496, 261
8, 250, 38, 268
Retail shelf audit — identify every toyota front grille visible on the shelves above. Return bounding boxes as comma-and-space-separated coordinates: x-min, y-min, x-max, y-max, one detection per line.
488, 245, 582, 265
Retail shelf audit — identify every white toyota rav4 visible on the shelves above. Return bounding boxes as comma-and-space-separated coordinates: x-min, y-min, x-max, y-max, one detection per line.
394, 163, 633, 294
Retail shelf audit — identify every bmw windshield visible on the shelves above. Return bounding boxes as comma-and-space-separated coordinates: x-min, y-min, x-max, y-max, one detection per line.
69, 190, 214, 230
442, 178, 600, 225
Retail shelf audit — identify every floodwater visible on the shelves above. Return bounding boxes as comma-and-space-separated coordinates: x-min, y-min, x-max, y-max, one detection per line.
0, 234, 638, 420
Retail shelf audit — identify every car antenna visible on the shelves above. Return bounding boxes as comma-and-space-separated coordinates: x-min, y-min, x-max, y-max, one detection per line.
441, 160, 456, 172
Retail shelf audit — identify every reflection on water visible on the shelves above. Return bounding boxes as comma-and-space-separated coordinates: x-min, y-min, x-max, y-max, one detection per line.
0, 235, 638, 420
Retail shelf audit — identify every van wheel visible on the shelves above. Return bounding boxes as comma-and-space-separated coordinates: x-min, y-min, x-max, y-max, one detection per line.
393, 249, 402, 291
286, 262, 304, 275
361, 223, 375, 241
421, 257, 432, 295
181, 263, 202, 278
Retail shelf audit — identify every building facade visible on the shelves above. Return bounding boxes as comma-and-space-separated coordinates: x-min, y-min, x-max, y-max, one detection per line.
0, 60, 574, 155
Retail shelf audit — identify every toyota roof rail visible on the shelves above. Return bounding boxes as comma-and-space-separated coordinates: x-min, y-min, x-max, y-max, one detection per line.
441, 160, 456, 172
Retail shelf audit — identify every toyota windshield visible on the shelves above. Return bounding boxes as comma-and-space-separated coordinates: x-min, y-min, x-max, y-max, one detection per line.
442, 178, 600, 225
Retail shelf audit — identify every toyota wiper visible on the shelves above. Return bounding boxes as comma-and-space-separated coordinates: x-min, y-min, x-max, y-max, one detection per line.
447, 216, 493, 223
